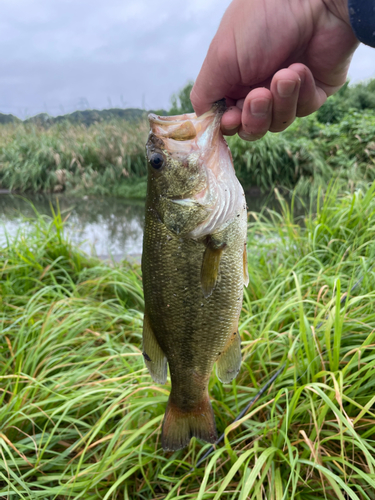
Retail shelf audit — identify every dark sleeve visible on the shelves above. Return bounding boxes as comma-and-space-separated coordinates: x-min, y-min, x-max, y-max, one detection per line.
348, 0, 375, 47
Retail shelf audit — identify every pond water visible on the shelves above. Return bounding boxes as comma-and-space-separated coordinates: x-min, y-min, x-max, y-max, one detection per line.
0, 190, 288, 261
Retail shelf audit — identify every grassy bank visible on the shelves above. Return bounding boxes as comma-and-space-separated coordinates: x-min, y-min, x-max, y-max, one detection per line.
0, 119, 149, 198
1, 184, 375, 498
1, 106, 375, 198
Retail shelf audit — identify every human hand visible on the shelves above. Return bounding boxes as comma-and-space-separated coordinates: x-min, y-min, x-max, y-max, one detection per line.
191, 0, 359, 140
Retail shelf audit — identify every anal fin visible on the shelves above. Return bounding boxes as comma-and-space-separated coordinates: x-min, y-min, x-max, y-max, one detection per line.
142, 313, 167, 384
216, 332, 242, 383
201, 240, 225, 298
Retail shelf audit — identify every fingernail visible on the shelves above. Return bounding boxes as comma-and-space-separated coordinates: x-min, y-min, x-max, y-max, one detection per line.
250, 98, 271, 117
277, 80, 297, 98
238, 130, 259, 142
236, 98, 245, 110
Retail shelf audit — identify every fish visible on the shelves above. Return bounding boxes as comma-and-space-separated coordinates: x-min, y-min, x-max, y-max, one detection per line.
141, 101, 249, 451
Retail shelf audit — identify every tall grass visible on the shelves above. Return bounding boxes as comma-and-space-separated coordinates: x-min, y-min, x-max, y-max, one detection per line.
1, 184, 375, 497
0, 119, 148, 197
1, 109, 375, 197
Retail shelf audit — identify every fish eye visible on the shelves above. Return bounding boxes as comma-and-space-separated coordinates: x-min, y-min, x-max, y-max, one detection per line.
149, 153, 164, 170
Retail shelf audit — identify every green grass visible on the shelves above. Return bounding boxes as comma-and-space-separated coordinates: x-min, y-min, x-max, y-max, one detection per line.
0, 119, 149, 197
1, 184, 375, 498
1, 108, 375, 198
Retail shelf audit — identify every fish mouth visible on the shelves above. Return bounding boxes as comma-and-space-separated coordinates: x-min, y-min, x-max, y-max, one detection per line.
148, 99, 226, 127
148, 113, 196, 126
148, 101, 226, 143
148, 113, 198, 141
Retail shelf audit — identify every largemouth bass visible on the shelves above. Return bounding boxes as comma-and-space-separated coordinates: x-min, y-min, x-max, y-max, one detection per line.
142, 101, 249, 451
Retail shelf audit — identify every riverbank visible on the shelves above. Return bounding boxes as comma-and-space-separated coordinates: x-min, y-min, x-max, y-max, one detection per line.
0, 188, 288, 263
1, 107, 375, 198
1, 183, 375, 498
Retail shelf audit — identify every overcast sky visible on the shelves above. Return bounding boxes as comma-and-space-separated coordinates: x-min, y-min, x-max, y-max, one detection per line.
0, 0, 374, 119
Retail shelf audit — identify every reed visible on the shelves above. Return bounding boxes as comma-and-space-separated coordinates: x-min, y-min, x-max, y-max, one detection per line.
1, 109, 375, 197
1, 183, 375, 498
0, 119, 149, 197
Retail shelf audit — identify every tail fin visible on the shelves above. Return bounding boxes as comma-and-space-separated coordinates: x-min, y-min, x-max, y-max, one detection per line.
161, 395, 217, 451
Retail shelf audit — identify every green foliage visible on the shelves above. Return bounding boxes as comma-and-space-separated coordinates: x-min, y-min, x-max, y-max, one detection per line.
0, 119, 148, 197
228, 108, 375, 195
2, 79, 375, 197
316, 94, 345, 124
24, 108, 147, 127
344, 81, 375, 110
169, 81, 194, 115
1, 108, 146, 128
0, 112, 21, 125
317, 79, 375, 124
1, 185, 375, 497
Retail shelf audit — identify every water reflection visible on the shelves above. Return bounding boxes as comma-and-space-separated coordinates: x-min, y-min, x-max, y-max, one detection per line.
0, 190, 302, 260
0, 194, 145, 260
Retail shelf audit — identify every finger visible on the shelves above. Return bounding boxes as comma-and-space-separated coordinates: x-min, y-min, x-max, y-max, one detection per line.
221, 106, 242, 136
287, 63, 327, 117
237, 88, 273, 141
269, 68, 301, 133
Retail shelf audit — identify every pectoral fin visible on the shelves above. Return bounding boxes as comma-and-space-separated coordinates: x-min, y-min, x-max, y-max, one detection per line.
142, 314, 167, 384
201, 243, 224, 298
216, 332, 242, 383
243, 243, 249, 287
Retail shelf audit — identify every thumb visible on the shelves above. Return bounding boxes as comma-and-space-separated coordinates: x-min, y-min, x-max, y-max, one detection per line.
190, 41, 238, 116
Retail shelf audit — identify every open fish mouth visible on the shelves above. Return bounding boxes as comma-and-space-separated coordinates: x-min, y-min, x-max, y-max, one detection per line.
148, 112, 196, 125
148, 100, 225, 126
148, 113, 199, 142
148, 101, 226, 143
